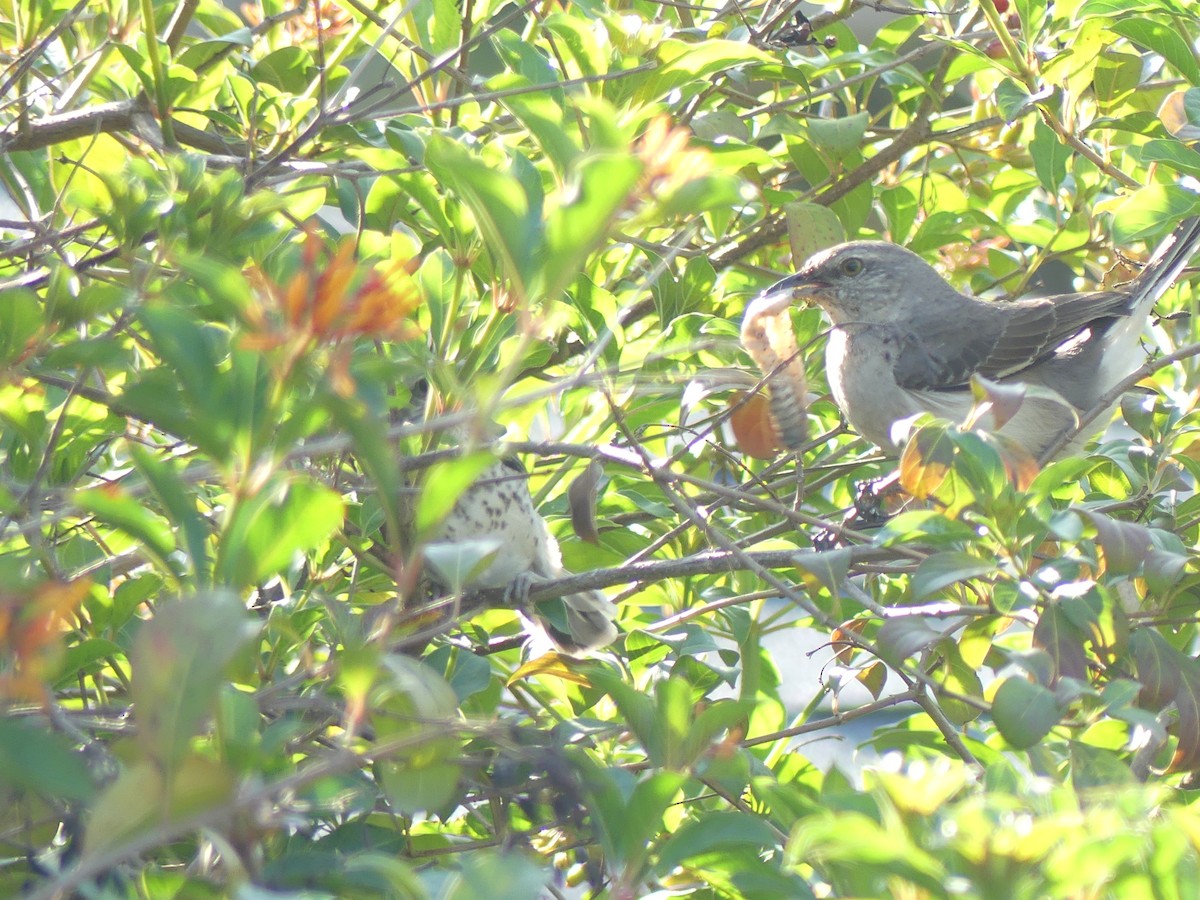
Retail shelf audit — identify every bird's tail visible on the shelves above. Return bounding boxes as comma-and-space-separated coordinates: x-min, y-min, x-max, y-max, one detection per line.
1128, 215, 1200, 312
534, 590, 618, 655
1093, 214, 1200, 397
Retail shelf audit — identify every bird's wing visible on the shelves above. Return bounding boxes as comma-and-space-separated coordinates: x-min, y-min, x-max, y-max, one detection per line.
893, 292, 1132, 391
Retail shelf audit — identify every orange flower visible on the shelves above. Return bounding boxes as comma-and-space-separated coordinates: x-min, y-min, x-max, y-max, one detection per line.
0, 579, 90, 703
635, 116, 711, 197
248, 230, 422, 349
241, 0, 352, 44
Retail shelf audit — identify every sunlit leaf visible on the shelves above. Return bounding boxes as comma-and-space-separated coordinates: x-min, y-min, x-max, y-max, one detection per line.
214, 476, 344, 587
911, 551, 995, 600
1079, 510, 1153, 575
1112, 185, 1200, 243
508, 652, 594, 686
424, 136, 540, 297
655, 810, 779, 873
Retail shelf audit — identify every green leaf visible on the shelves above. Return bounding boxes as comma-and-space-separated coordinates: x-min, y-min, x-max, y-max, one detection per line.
1140, 139, 1200, 178
912, 551, 996, 599
545, 12, 607, 77
1032, 603, 1088, 683
325, 381, 405, 547
1111, 184, 1200, 243
377, 758, 460, 815
0, 289, 40, 366
252, 46, 313, 91
590, 669, 670, 768
991, 676, 1060, 749
1078, 0, 1181, 14
129, 444, 211, 584
1079, 510, 1153, 574
497, 75, 580, 174
876, 617, 944, 665
84, 756, 235, 855
114, 43, 154, 97
58, 637, 124, 685
1111, 17, 1200, 85
785, 201, 845, 264
994, 78, 1032, 121
137, 303, 221, 413
1159, 88, 1200, 141
76, 486, 179, 577
443, 850, 547, 900
1030, 119, 1069, 194
791, 547, 852, 594
636, 40, 769, 103
807, 112, 869, 163
371, 656, 463, 815
612, 770, 688, 864
1131, 629, 1183, 708
214, 475, 344, 587
937, 646, 983, 726
429, 0, 463, 56
1173, 664, 1200, 771
879, 185, 919, 243
1070, 742, 1134, 791
491, 30, 561, 86
1093, 49, 1145, 114
424, 136, 541, 297
130, 591, 255, 768
542, 153, 642, 299
0, 718, 95, 801
656, 810, 780, 873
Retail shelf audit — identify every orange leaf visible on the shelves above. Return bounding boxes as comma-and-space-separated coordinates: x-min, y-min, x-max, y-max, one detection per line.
729, 391, 779, 459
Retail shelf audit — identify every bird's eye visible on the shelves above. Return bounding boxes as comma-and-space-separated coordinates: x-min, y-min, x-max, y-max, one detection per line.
840, 257, 864, 276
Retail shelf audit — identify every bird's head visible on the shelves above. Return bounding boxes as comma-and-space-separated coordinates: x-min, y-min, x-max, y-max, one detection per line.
756, 241, 950, 324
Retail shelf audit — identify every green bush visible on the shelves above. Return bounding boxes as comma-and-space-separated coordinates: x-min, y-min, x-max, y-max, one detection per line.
3, 0, 1200, 896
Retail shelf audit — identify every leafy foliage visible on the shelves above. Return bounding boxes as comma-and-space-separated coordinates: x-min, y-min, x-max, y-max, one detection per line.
3, 0, 1200, 896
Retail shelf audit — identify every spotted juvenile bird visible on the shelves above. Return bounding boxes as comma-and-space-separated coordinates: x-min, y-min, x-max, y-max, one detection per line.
431, 455, 618, 654
754, 217, 1200, 458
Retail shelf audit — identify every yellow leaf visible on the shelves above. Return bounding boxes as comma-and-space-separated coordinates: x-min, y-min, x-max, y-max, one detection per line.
508, 652, 594, 687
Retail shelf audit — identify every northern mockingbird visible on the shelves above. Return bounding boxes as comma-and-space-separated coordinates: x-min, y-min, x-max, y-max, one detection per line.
754, 217, 1200, 458
431, 456, 618, 654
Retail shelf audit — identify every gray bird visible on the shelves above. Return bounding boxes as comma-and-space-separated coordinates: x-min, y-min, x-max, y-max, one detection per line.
755, 218, 1200, 458
430, 456, 618, 654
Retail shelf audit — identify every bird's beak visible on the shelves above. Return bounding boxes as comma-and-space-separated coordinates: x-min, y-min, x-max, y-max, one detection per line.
746, 271, 825, 319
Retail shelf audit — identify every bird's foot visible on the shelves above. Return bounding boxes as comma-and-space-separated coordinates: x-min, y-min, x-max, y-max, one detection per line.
810, 473, 906, 549
852, 475, 901, 527
503, 571, 544, 608
810, 524, 844, 551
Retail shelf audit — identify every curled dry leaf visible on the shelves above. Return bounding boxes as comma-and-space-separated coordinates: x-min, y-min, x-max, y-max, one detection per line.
567, 459, 604, 544
728, 391, 780, 460
740, 291, 807, 451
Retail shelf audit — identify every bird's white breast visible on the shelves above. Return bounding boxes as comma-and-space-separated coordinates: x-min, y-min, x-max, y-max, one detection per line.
826, 326, 925, 451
